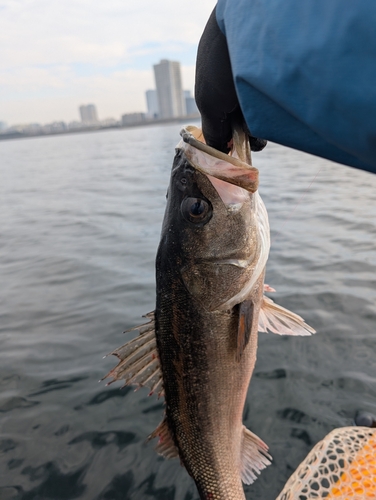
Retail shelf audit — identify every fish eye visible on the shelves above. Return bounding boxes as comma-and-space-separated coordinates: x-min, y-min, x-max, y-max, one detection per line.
180, 197, 212, 225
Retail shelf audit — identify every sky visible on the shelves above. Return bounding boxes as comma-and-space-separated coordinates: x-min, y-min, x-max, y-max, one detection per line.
0, 0, 216, 125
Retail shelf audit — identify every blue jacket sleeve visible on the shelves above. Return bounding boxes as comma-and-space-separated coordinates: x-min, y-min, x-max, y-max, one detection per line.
216, 0, 376, 174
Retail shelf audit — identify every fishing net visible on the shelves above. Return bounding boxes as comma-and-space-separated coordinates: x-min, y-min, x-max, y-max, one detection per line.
276, 426, 376, 499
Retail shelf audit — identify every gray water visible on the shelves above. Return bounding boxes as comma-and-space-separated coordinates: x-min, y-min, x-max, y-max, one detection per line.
1, 123, 375, 500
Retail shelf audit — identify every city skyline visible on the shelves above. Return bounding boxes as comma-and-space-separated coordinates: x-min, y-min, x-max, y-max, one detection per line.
0, 0, 216, 124
1, 58, 199, 135
1, 64, 197, 130
0, 58, 200, 139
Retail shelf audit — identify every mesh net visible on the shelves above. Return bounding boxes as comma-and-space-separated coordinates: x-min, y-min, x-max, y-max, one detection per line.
276, 427, 376, 499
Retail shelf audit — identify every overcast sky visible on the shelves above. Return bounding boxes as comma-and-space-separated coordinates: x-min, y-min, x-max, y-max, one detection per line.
0, 0, 216, 125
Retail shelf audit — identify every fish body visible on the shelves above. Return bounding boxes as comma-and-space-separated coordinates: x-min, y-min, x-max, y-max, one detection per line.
104, 127, 315, 500
155, 149, 269, 499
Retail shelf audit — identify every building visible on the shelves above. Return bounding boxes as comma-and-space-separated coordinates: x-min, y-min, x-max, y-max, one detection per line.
100, 117, 118, 127
145, 90, 159, 119
79, 104, 98, 124
153, 59, 186, 119
184, 90, 199, 116
121, 113, 146, 127
42, 122, 67, 134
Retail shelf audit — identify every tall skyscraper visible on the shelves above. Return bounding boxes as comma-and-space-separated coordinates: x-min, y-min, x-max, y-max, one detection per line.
145, 90, 159, 119
79, 104, 98, 123
153, 60, 186, 119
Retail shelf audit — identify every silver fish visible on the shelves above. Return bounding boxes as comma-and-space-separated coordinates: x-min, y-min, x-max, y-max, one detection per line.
104, 126, 315, 500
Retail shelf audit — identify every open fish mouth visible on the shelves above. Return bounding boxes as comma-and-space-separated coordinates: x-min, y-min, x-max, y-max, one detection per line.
178, 126, 259, 213
179, 126, 259, 193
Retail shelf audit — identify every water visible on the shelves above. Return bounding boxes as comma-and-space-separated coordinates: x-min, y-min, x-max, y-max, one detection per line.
0, 124, 375, 500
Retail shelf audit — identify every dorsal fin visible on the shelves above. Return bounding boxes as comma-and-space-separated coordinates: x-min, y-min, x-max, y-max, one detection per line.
102, 312, 164, 397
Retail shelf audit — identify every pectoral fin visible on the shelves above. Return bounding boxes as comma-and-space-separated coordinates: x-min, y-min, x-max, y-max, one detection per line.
258, 296, 315, 336
103, 312, 164, 397
240, 426, 272, 484
237, 299, 256, 361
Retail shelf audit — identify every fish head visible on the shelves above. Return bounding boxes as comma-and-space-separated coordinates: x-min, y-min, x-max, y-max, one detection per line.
159, 147, 269, 312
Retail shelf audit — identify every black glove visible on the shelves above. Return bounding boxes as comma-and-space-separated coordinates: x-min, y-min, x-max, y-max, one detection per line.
195, 7, 267, 154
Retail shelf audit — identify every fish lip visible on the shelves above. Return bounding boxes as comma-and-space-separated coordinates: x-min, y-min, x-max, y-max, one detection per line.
179, 127, 259, 193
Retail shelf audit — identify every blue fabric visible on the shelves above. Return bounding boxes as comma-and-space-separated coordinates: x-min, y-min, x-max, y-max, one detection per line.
216, 0, 376, 174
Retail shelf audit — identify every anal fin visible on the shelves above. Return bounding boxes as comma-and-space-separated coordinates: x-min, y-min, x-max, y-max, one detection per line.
241, 426, 272, 485
148, 417, 179, 460
258, 296, 315, 336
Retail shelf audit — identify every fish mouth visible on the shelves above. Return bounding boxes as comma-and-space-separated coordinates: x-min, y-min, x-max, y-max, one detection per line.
178, 127, 259, 194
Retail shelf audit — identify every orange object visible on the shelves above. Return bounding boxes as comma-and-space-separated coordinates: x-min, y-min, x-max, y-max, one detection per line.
277, 427, 376, 500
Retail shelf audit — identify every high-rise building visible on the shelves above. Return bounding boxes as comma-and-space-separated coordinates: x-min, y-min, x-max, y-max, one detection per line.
153, 59, 186, 119
79, 104, 98, 123
145, 90, 159, 119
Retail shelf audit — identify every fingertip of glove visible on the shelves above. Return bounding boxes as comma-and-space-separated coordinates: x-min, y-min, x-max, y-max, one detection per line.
250, 136, 267, 152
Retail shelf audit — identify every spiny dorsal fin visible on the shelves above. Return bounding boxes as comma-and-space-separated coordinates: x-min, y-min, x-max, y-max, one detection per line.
258, 296, 315, 336
240, 426, 272, 485
148, 417, 179, 460
103, 312, 164, 397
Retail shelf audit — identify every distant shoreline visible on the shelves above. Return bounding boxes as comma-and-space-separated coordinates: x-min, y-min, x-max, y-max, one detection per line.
0, 114, 201, 142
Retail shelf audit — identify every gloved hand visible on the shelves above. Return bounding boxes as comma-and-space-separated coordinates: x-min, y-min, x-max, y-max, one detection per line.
195, 8, 267, 154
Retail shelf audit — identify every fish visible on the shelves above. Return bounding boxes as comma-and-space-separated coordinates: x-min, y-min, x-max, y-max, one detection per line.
104, 126, 315, 500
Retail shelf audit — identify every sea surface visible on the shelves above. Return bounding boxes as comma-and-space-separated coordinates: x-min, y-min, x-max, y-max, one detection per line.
1, 123, 375, 500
